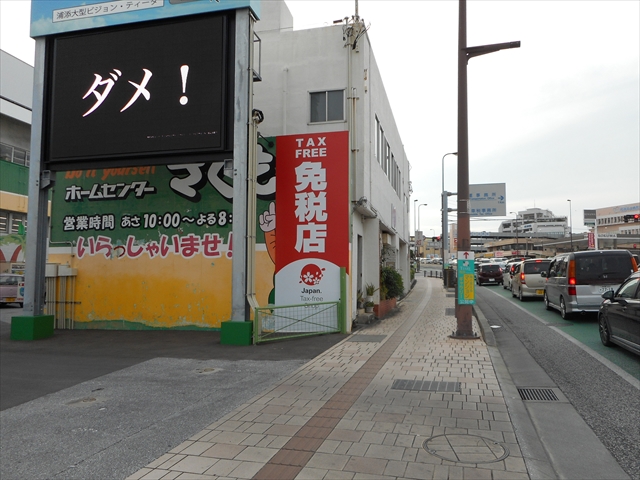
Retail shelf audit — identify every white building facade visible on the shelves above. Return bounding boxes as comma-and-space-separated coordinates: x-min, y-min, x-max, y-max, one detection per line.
254, 2, 412, 316
499, 208, 567, 237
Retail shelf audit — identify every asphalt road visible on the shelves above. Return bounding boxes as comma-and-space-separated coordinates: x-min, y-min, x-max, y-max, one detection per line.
475, 284, 640, 480
488, 283, 640, 379
0, 305, 349, 479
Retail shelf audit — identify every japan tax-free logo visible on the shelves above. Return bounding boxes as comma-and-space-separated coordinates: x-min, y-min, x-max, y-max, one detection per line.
300, 264, 325, 286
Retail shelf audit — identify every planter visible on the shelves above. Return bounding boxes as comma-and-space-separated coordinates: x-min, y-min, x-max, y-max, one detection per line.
373, 297, 397, 319
365, 306, 373, 313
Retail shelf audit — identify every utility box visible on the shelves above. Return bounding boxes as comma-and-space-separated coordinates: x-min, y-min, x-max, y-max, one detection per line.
11, 315, 54, 341
444, 268, 457, 288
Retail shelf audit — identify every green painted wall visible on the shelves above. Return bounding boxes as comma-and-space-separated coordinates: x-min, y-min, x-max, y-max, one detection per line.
0, 160, 29, 196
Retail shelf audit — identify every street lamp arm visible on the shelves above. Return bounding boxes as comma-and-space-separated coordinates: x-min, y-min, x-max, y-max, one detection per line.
464, 41, 521, 61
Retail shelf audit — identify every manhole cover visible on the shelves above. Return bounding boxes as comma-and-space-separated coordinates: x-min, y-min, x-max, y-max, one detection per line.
445, 308, 455, 316
422, 434, 509, 464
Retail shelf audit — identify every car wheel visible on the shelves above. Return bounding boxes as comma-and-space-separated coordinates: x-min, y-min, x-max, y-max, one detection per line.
560, 297, 572, 320
544, 292, 551, 310
599, 315, 613, 347
518, 288, 524, 301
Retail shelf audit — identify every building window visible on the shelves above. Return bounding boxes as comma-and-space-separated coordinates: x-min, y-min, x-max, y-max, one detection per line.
374, 116, 380, 160
0, 210, 27, 234
310, 90, 344, 123
0, 142, 30, 167
384, 142, 390, 176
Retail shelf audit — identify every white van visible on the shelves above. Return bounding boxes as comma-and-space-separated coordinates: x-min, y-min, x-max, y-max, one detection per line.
0, 274, 24, 307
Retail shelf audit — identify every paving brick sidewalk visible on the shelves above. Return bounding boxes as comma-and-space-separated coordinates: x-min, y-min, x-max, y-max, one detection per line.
128, 276, 529, 480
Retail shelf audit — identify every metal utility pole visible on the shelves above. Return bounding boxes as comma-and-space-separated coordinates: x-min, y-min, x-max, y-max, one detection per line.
567, 199, 574, 251
454, 0, 520, 338
510, 211, 519, 255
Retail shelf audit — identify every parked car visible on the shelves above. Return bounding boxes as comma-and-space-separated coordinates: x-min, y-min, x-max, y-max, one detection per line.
598, 271, 640, 355
511, 258, 551, 301
0, 273, 25, 307
543, 250, 638, 319
476, 263, 503, 286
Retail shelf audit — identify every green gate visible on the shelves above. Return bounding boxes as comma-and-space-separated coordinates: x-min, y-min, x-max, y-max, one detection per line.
254, 301, 341, 343
253, 268, 348, 344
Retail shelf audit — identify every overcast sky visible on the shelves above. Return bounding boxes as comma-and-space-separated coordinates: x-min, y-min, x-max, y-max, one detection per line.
2, 0, 638, 236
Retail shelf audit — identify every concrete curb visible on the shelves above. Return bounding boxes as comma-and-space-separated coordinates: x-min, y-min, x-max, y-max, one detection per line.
474, 304, 558, 480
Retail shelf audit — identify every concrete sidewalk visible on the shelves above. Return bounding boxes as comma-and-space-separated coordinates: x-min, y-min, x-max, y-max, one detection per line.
128, 276, 530, 480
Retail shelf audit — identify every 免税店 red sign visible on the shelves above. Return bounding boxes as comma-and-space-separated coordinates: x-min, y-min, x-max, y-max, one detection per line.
275, 131, 349, 308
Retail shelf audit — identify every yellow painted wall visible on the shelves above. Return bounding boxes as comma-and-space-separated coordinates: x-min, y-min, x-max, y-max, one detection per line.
48, 249, 274, 329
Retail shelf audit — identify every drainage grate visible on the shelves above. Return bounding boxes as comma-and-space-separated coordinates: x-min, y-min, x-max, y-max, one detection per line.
446, 294, 456, 297
546, 323, 573, 327
392, 379, 460, 393
348, 335, 386, 343
445, 308, 455, 316
517, 388, 559, 401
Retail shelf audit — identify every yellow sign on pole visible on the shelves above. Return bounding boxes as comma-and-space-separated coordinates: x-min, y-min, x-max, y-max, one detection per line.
457, 251, 476, 305
463, 273, 475, 301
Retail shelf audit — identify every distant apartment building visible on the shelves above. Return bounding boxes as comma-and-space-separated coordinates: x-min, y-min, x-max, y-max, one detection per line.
499, 208, 567, 237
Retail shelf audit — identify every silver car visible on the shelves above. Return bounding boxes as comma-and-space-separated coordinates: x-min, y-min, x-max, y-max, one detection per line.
511, 259, 551, 301
503, 259, 524, 291
543, 250, 637, 319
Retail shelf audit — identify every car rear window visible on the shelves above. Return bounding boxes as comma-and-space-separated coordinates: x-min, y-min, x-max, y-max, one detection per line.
0, 276, 22, 285
575, 254, 634, 284
523, 260, 550, 274
482, 265, 501, 272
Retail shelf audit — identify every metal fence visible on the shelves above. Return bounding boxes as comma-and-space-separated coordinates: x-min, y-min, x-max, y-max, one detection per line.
254, 301, 341, 344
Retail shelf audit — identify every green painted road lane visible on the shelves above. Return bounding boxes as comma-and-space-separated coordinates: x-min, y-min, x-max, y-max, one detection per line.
482, 285, 640, 381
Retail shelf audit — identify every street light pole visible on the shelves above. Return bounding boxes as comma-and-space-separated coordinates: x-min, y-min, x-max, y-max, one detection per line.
417, 203, 427, 264
413, 199, 418, 264
567, 199, 573, 251
418, 203, 428, 233
454, 0, 520, 338
441, 152, 457, 268
510, 211, 519, 256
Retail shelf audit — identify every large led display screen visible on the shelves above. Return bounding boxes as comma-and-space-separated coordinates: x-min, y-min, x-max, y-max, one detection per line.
47, 12, 234, 170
